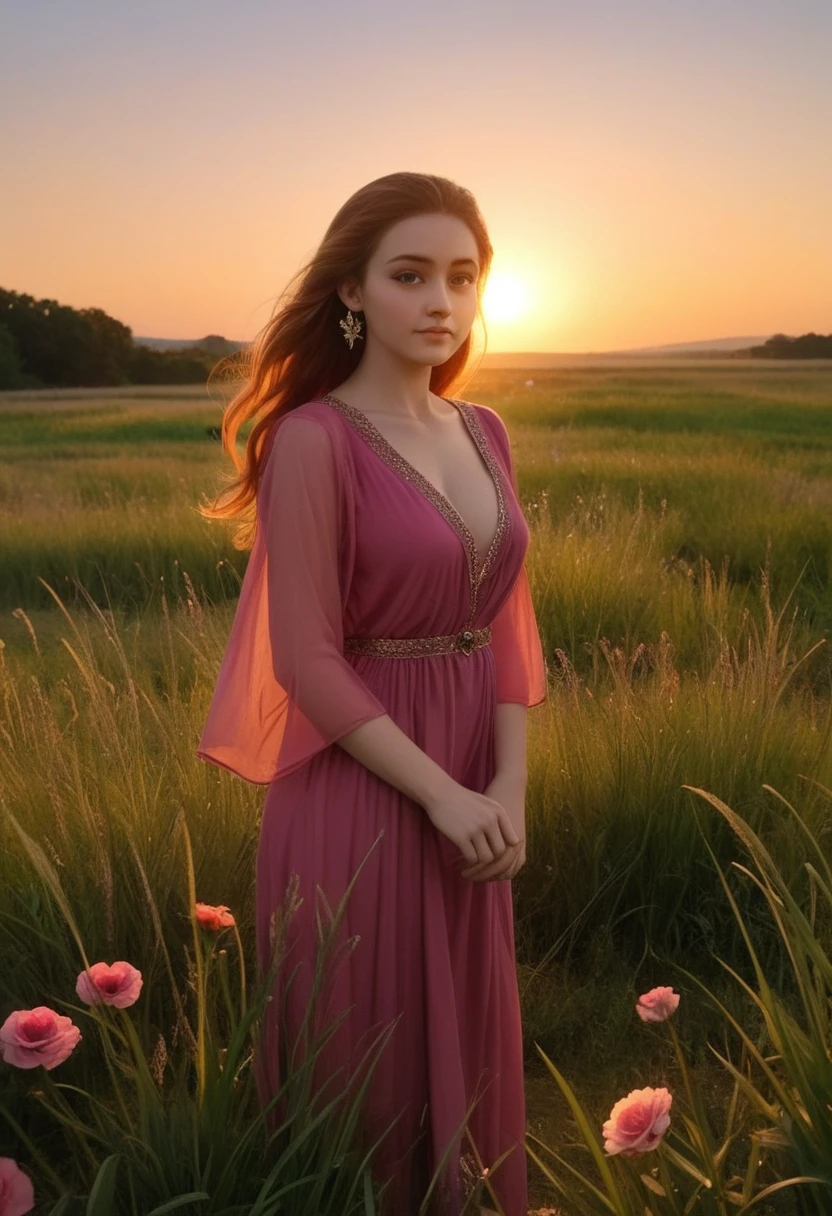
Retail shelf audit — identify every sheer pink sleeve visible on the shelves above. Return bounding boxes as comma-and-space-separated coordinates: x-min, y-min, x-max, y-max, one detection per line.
484, 409, 548, 708
490, 566, 548, 707
260, 416, 389, 740
196, 411, 388, 784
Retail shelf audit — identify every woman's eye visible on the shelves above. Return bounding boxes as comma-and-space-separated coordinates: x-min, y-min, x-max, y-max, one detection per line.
394, 272, 474, 285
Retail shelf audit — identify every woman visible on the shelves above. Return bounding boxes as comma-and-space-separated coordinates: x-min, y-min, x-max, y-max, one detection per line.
196, 171, 547, 1215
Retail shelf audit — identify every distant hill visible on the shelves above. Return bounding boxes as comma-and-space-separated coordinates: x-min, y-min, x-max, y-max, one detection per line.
135, 335, 244, 356
609, 335, 771, 355
477, 338, 774, 369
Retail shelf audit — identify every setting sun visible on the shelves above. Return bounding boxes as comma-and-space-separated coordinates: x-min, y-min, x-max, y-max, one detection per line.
481, 270, 531, 325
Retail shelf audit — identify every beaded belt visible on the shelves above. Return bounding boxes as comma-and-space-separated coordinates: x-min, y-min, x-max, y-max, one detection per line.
343, 625, 492, 658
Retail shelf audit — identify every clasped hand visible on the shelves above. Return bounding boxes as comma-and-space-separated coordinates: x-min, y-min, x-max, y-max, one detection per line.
459, 773, 527, 883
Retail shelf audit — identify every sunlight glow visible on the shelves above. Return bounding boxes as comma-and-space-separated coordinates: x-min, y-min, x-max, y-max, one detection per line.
481, 271, 531, 325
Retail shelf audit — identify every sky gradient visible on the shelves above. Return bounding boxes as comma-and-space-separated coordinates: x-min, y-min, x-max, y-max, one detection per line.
2, 0, 830, 352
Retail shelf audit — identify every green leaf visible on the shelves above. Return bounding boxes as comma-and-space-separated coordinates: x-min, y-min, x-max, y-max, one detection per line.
144, 1194, 211, 1215
533, 1044, 628, 1212
363, 1166, 377, 1213
660, 1142, 713, 1188
738, 1174, 828, 1212
525, 1139, 619, 1214
85, 1154, 121, 1216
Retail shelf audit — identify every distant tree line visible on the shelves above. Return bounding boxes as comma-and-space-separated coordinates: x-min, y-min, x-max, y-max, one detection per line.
0, 287, 242, 390
747, 332, 832, 358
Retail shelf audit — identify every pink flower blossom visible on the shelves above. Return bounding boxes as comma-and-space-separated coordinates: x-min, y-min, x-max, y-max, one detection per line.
195, 902, 236, 932
636, 985, 680, 1023
0, 1007, 81, 1071
75, 961, 143, 1008
602, 1086, 672, 1157
0, 1158, 35, 1216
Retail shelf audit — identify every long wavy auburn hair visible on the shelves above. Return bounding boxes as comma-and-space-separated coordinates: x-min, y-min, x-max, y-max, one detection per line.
198, 171, 494, 550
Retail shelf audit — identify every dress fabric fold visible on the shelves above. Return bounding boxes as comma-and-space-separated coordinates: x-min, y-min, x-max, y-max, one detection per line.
197, 396, 547, 1215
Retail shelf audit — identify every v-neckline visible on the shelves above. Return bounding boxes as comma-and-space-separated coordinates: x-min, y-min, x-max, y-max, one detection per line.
318, 391, 510, 593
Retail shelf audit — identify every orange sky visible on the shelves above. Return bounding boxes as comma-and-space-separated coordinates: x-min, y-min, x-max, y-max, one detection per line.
2, 1, 830, 352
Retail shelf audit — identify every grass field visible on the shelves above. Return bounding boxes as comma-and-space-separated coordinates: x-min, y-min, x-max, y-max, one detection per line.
2, 360, 831, 1213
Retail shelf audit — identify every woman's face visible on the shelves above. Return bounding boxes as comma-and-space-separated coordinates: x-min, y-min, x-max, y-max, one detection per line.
339, 212, 482, 366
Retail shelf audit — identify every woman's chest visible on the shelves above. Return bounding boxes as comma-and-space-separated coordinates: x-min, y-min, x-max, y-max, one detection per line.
333, 401, 504, 572
340, 416, 529, 623
376, 418, 501, 562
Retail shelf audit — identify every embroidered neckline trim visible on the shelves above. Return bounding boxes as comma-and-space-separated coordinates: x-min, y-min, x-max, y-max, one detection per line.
317, 392, 510, 625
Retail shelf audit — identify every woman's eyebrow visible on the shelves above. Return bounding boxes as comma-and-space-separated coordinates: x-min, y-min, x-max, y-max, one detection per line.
385, 254, 479, 268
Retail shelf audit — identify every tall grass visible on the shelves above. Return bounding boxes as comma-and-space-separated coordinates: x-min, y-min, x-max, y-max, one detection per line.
2, 802, 417, 1213
525, 780, 832, 1215
517, 547, 832, 973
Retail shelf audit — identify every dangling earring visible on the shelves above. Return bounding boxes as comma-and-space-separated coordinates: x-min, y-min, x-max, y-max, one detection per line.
340, 309, 364, 349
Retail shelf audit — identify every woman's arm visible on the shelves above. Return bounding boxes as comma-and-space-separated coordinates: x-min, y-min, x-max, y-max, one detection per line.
492, 701, 529, 790
335, 714, 459, 808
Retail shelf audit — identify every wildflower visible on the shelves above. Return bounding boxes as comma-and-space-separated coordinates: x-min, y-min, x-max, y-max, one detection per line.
195, 902, 236, 931
0, 1007, 81, 1071
636, 985, 680, 1023
0, 1157, 35, 1215
602, 1086, 672, 1157
76, 961, 143, 1008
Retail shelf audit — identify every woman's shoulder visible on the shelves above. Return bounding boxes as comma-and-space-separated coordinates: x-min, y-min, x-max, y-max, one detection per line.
466, 400, 499, 421
457, 399, 510, 448
263, 400, 352, 481
270, 399, 350, 445
279, 398, 339, 426
455, 397, 503, 425
258, 402, 347, 508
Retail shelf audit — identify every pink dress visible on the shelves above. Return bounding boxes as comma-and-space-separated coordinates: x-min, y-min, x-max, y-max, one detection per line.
196, 392, 547, 1215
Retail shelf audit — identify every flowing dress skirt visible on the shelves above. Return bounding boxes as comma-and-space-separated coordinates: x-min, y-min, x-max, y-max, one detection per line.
255, 644, 528, 1214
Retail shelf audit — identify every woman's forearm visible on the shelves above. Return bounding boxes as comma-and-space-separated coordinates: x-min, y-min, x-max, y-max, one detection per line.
333, 702, 528, 812
492, 702, 529, 787
335, 713, 457, 811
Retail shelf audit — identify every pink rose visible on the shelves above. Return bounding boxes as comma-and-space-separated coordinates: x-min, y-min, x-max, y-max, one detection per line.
602, 1086, 672, 1157
194, 903, 236, 932
636, 986, 680, 1023
0, 1158, 35, 1216
76, 961, 143, 1008
0, 1007, 81, 1071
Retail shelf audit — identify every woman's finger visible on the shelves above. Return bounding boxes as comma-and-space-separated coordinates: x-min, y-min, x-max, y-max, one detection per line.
461, 842, 521, 881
